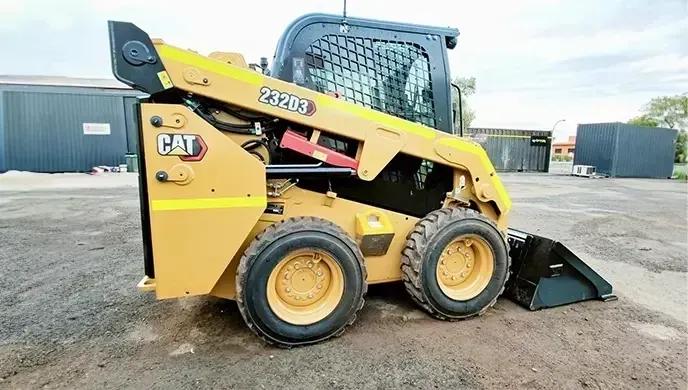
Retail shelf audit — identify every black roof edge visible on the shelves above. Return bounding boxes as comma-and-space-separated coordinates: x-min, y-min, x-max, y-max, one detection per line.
291, 13, 458, 38
274, 13, 460, 60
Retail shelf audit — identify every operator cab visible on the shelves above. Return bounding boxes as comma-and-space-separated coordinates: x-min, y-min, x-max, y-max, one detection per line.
270, 13, 459, 134
265, 14, 462, 217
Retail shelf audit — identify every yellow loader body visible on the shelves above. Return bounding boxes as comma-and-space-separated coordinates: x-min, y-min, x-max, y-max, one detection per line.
110, 16, 613, 347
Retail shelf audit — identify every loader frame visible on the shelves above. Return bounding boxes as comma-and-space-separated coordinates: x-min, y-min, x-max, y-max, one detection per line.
110, 16, 615, 315
110, 20, 510, 300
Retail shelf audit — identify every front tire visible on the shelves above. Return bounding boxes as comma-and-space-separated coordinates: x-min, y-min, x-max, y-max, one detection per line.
401, 207, 509, 320
236, 217, 367, 347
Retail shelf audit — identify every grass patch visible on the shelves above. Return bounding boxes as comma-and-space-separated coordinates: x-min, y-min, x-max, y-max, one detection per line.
673, 164, 688, 181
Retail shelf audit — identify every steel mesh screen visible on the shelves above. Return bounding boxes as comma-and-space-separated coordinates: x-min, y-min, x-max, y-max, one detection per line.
305, 34, 436, 128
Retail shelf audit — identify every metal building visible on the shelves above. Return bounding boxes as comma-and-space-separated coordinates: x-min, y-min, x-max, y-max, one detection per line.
0, 75, 555, 174
0, 76, 143, 173
466, 128, 551, 172
574, 122, 677, 178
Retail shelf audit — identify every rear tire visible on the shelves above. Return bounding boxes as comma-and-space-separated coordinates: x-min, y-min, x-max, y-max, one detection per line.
236, 217, 367, 347
401, 207, 509, 320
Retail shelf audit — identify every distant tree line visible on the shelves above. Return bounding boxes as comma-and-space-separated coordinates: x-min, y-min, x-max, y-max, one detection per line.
628, 93, 687, 163
451, 76, 476, 134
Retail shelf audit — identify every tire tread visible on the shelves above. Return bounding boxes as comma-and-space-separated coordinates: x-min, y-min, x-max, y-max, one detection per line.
236, 217, 367, 348
400, 207, 510, 321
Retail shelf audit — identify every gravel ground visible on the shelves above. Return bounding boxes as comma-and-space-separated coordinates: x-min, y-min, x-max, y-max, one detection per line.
0, 172, 686, 389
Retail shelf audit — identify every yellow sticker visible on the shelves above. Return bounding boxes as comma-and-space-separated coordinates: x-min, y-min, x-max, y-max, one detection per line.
157, 70, 173, 89
312, 150, 328, 162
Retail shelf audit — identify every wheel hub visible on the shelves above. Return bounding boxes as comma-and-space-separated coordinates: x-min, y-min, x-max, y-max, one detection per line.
276, 253, 331, 306
266, 248, 344, 325
438, 239, 475, 286
435, 235, 494, 301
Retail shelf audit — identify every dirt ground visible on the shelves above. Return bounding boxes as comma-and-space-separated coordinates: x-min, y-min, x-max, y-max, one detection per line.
1, 172, 686, 389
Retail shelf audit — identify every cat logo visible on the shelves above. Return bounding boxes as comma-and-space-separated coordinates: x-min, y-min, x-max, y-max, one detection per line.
157, 133, 207, 161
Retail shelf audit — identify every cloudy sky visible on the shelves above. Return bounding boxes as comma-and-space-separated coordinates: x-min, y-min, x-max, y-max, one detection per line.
0, 0, 686, 139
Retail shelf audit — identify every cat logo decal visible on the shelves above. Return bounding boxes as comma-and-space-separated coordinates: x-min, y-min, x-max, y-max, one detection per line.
157, 133, 207, 161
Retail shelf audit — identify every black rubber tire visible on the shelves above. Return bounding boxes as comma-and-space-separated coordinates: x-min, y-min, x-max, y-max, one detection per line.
236, 217, 367, 348
400, 207, 510, 320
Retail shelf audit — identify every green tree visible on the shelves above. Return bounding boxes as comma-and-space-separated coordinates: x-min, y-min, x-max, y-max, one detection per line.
451, 76, 476, 135
642, 93, 688, 129
676, 130, 687, 164
627, 115, 658, 127
629, 93, 687, 163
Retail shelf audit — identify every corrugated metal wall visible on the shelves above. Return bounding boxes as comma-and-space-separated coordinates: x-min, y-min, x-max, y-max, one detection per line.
613, 124, 676, 178
0, 91, 5, 173
466, 128, 551, 172
123, 96, 140, 154
573, 123, 617, 175
0, 84, 141, 173
575, 123, 677, 178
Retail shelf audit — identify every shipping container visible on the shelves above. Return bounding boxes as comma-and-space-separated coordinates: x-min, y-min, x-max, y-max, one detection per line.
0, 76, 143, 173
466, 128, 551, 172
574, 122, 677, 178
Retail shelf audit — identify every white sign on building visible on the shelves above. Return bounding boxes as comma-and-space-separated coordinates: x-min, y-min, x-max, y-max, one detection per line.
82, 123, 111, 135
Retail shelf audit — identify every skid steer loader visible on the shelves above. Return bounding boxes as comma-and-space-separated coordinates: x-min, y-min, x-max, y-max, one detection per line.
108, 13, 615, 347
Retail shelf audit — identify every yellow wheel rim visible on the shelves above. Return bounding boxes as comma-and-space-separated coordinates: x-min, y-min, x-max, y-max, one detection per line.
266, 249, 344, 325
435, 235, 494, 301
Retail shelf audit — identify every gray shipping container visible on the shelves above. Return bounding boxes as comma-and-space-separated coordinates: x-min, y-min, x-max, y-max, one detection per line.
466, 128, 551, 172
574, 122, 677, 178
0, 77, 142, 173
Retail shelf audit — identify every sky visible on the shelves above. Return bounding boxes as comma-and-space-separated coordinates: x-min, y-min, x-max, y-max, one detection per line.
0, 0, 686, 140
